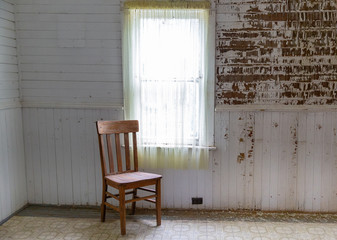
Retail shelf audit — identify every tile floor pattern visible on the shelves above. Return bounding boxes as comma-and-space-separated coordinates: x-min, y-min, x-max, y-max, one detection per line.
1, 208, 337, 239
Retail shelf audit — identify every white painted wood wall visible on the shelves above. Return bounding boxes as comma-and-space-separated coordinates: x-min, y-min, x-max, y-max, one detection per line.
21, 108, 337, 212
0, 0, 27, 223
213, 110, 337, 212
0, 108, 27, 222
0, 0, 19, 106
0, 0, 335, 215
15, 0, 123, 107
22, 108, 123, 205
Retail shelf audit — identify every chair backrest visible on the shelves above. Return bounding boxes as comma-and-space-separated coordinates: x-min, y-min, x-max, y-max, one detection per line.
96, 120, 139, 177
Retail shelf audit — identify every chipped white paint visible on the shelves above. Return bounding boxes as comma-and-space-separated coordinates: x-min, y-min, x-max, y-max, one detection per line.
21, 108, 337, 212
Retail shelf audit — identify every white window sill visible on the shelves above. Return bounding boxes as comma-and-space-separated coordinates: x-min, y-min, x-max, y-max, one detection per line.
139, 144, 216, 150
122, 145, 216, 150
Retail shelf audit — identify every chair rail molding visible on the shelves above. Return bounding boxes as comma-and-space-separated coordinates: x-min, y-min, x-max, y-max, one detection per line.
215, 104, 337, 112
0, 100, 21, 110
21, 101, 124, 110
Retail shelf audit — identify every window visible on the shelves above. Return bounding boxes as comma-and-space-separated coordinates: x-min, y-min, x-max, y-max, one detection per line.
122, 1, 214, 168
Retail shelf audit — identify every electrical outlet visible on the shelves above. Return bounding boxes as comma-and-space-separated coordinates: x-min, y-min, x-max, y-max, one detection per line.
192, 197, 203, 204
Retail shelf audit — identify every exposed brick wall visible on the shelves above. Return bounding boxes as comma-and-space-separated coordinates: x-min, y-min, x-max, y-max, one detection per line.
216, 0, 337, 105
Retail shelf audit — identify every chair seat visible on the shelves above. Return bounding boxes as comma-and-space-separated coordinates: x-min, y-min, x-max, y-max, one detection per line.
106, 171, 162, 186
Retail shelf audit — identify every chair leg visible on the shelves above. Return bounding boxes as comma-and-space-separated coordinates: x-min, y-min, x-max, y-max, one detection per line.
101, 182, 107, 222
119, 187, 126, 235
131, 188, 137, 215
156, 179, 161, 226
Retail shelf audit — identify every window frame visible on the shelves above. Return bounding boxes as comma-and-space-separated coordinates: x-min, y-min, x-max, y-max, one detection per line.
122, 3, 216, 149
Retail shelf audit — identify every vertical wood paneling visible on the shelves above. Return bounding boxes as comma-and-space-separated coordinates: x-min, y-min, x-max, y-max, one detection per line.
84, 110, 97, 205
228, 112, 239, 208
45, 109, 58, 204
269, 112, 280, 210
93, 110, 103, 205
212, 112, 228, 209
305, 113, 315, 211
235, 112, 246, 209
321, 112, 332, 211
0, 108, 27, 222
21, 108, 337, 211
173, 170, 182, 209
0, 110, 11, 220
313, 113, 324, 211
23, 108, 122, 206
253, 112, 263, 209
297, 112, 307, 211
331, 112, 337, 211
31, 108, 43, 203
69, 110, 81, 205
180, 169, 189, 209
244, 112, 254, 209
62, 109, 74, 204
277, 113, 287, 210
38, 108, 55, 204
261, 112, 272, 210
190, 170, 199, 209
284, 113, 298, 211
23, 108, 34, 203
54, 108, 65, 204
219, 112, 230, 209
162, 169, 174, 209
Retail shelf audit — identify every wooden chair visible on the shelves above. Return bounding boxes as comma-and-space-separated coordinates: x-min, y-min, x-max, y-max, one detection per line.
96, 120, 162, 235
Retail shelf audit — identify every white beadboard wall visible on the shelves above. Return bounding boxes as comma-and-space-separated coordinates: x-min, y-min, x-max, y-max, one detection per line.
0, 0, 27, 223
21, 107, 214, 209
0, 108, 27, 222
21, 108, 337, 212
213, 110, 337, 212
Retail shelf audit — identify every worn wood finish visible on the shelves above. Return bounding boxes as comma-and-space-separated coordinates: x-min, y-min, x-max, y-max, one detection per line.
21, 108, 337, 212
156, 179, 161, 226
96, 120, 162, 235
133, 132, 138, 171
106, 135, 114, 173
213, 110, 337, 212
97, 120, 139, 134
124, 133, 130, 171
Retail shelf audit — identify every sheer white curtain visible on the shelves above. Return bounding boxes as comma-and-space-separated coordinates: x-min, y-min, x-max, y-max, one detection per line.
123, 2, 213, 169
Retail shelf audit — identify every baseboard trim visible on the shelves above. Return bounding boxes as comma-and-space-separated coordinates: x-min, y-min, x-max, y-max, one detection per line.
0, 204, 29, 226
216, 104, 337, 112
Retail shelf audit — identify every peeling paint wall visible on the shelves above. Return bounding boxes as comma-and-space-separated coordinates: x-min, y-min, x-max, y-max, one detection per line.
216, 0, 337, 105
